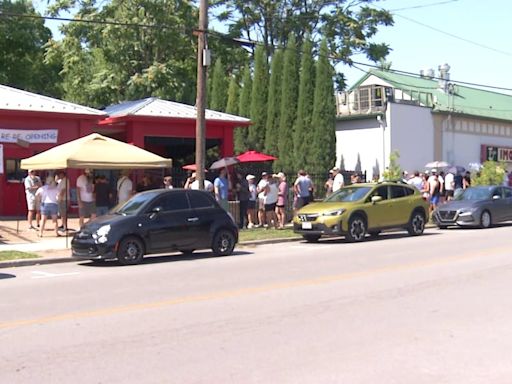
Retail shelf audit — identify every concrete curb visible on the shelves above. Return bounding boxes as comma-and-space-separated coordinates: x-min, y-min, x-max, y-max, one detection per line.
0, 223, 439, 269
0, 237, 303, 269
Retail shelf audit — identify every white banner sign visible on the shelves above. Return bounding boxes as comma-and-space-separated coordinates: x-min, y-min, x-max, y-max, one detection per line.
0, 129, 58, 144
0, 144, 3, 174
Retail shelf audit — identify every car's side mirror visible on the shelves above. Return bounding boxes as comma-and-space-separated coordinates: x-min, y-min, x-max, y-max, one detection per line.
492, 195, 501, 200
371, 195, 383, 204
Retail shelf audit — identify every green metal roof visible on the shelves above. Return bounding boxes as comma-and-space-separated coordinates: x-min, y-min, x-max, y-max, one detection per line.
352, 69, 512, 122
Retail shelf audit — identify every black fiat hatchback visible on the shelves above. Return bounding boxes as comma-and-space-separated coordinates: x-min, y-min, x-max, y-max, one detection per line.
71, 189, 238, 265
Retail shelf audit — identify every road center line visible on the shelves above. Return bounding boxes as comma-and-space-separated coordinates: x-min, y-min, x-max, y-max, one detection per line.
1, 244, 509, 330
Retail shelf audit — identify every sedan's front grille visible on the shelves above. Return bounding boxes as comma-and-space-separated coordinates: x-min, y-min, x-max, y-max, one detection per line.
439, 210, 457, 221
298, 214, 319, 222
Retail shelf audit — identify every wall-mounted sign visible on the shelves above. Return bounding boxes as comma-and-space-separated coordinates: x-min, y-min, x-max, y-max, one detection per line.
0, 129, 58, 144
482, 144, 512, 163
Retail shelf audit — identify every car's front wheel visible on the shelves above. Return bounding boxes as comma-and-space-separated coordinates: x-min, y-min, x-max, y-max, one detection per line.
212, 229, 236, 256
346, 215, 367, 242
480, 210, 492, 229
117, 236, 145, 265
407, 211, 426, 236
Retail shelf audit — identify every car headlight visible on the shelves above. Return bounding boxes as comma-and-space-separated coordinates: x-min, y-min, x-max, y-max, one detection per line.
458, 210, 473, 216
322, 208, 346, 216
92, 224, 111, 244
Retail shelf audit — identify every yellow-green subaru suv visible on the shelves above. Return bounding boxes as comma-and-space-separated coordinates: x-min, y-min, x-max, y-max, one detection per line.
293, 182, 429, 242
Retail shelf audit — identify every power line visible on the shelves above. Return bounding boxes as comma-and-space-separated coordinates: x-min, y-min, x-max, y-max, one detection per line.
393, 13, 512, 57
389, 0, 460, 12
3, 9, 512, 93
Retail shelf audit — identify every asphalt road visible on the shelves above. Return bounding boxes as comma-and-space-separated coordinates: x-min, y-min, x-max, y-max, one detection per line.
2, 226, 512, 383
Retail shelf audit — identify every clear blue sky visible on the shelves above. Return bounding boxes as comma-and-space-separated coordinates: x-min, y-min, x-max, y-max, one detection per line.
338, 0, 512, 94
35, 0, 512, 94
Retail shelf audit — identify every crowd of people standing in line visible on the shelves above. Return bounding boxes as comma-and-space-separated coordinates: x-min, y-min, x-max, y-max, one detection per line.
405, 168, 472, 215
24, 166, 362, 236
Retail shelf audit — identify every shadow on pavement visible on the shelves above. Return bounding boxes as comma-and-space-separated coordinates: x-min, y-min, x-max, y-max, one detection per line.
0, 273, 16, 280
303, 231, 440, 245
78, 249, 254, 267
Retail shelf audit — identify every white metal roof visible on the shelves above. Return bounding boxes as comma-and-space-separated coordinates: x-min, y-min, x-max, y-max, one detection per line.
0, 84, 106, 116
104, 97, 251, 124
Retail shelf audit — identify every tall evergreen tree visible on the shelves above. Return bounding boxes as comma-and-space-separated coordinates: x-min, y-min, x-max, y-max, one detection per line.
226, 75, 239, 115
210, 58, 228, 112
248, 45, 268, 151
293, 38, 315, 170
234, 66, 252, 153
275, 34, 299, 172
264, 48, 284, 156
310, 39, 336, 181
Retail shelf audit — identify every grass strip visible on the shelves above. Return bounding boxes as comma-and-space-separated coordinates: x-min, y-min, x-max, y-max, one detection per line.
0, 251, 41, 261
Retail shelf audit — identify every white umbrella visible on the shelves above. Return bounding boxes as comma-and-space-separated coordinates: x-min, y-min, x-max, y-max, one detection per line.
210, 157, 240, 170
425, 161, 450, 169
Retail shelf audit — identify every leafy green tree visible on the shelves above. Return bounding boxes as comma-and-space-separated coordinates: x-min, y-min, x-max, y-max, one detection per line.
210, 58, 228, 111
293, 38, 315, 170
248, 45, 268, 151
46, 0, 199, 107
472, 161, 507, 185
264, 48, 284, 156
211, 0, 393, 64
382, 150, 402, 180
0, 0, 62, 97
275, 34, 299, 172
310, 40, 336, 182
225, 75, 239, 116
234, 65, 252, 153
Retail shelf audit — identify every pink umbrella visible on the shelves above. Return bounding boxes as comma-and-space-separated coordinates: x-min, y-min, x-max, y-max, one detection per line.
182, 164, 207, 172
237, 150, 277, 162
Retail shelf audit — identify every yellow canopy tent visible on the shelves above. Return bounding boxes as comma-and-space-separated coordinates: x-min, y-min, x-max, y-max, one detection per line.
20, 133, 172, 170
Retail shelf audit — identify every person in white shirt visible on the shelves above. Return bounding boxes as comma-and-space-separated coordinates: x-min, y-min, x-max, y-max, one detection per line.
444, 172, 455, 200
256, 172, 270, 227
117, 169, 133, 205
77, 168, 96, 228
185, 172, 214, 192
407, 171, 424, 191
36, 176, 61, 237
263, 175, 279, 229
331, 167, 344, 192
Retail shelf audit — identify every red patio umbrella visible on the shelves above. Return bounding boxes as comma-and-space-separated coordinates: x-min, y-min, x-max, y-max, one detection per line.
237, 150, 277, 162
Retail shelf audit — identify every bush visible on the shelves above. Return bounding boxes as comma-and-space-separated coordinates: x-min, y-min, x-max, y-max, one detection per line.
472, 161, 506, 186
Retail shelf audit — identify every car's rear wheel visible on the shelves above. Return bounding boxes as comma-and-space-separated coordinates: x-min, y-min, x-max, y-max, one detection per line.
212, 229, 236, 256
407, 211, 426, 236
117, 236, 145, 265
346, 215, 366, 242
303, 234, 320, 243
480, 210, 492, 229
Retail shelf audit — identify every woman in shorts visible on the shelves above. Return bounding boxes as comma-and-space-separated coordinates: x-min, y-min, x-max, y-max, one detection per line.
36, 176, 60, 237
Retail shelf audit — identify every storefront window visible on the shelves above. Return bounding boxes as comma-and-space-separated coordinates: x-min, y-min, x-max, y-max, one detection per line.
5, 159, 25, 181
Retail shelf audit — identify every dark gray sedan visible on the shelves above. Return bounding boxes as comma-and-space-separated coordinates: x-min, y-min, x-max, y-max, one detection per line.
433, 186, 512, 229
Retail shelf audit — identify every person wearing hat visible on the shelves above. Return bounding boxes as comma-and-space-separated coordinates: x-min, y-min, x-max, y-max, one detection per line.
24, 169, 42, 230
246, 175, 257, 228
331, 167, 344, 192
256, 172, 270, 227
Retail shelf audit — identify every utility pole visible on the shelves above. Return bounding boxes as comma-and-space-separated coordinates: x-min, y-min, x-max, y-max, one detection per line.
195, 0, 208, 189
